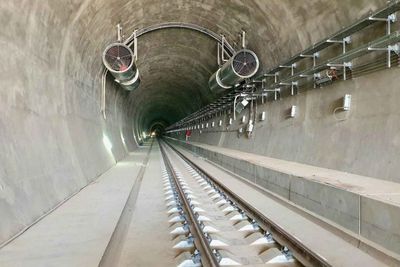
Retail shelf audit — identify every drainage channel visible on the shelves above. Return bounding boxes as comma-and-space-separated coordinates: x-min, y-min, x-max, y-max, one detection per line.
159, 139, 327, 267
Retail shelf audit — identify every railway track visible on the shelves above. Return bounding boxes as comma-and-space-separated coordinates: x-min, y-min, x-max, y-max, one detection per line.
159, 139, 330, 267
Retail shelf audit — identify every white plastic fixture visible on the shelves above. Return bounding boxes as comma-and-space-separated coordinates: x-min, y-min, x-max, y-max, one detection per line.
212, 121, 215, 127
228, 118, 233, 125
343, 94, 352, 111
260, 111, 266, 121
290, 105, 297, 118
246, 120, 254, 134
219, 120, 222, 127
206, 123, 209, 128
241, 115, 246, 124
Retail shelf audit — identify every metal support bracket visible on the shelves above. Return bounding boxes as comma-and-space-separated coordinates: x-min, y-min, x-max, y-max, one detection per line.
241, 30, 246, 49
264, 73, 279, 83
368, 14, 396, 23
117, 23, 123, 42
327, 62, 352, 67
326, 37, 351, 80
368, 13, 397, 67
279, 64, 297, 94
133, 30, 138, 62
218, 35, 232, 65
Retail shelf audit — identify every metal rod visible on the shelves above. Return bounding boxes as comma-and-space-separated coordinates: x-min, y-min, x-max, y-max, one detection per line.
242, 30, 246, 49
343, 37, 347, 80
387, 15, 392, 68
124, 22, 236, 56
117, 24, 122, 42
134, 30, 138, 62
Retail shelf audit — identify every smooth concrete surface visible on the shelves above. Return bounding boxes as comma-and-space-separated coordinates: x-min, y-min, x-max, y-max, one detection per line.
0, 0, 136, 245
174, 144, 395, 267
167, 137, 400, 256
117, 144, 177, 267
0, 149, 149, 267
1, 0, 399, 263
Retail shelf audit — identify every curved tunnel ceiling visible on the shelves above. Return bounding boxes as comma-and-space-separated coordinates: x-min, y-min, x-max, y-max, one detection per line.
100, 0, 386, 138
128, 29, 219, 134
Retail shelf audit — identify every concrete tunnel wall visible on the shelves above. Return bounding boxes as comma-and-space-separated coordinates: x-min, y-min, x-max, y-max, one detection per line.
0, 0, 393, 246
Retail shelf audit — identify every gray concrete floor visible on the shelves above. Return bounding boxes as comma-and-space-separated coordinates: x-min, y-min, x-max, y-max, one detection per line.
0, 149, 149, 267
117, 144, 177, 267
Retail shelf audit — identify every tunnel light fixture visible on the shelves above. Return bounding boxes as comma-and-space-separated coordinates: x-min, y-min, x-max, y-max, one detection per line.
218, 120, 222, 127
260, 111, 266, 121
333, 94, 352, 121
246, 120, 254, 137
343, 94, 352, 111
201, 124, 204, 129
290, 105, 297, 118
206, 123, 209, 128
212, 121, 215, 127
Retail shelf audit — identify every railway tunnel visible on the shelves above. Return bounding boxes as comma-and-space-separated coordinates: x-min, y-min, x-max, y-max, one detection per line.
1, 0, 400, 266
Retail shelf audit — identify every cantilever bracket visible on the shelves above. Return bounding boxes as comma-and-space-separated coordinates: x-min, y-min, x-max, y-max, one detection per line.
327, 36, 351, 44
279, 81, 298, 86
300, 52, 320, 58
279, 63, 297, 68
327, 62, 353, 68
368, 44, 400, 54
264, 73, 279, 83
368, 14, 396, 22
368, 43, 400, 68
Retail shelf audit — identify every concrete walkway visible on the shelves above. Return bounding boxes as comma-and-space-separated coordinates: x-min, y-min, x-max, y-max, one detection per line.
167, 137, 400, 261
117, 144, 176, 267
176, 139, 400, 206
175, 145, 394, 267
0, 148, 151, 267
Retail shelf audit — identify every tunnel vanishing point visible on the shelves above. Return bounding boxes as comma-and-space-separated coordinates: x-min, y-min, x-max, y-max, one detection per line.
1, 0, 400, 266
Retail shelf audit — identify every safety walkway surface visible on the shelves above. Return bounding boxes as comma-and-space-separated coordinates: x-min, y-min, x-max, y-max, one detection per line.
167, 137, 400, 261
174, 145, 394, 267
0, 148, 150, 267
175, 140, 400, 206
117, 144, 176, 266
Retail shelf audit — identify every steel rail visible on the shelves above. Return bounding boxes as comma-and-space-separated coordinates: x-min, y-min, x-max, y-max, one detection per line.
159, 141, 220, 267
163, 139, 332, 267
